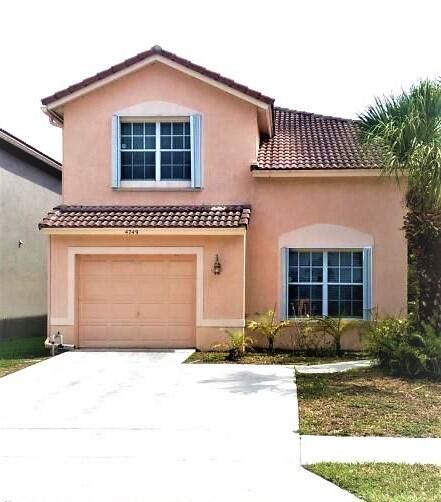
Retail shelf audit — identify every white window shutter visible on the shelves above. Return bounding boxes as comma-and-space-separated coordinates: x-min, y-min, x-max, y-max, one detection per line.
190, 114, 202, 188
280, 248, 289, 320
111, 114, 121, 188
363, 247, 373, 320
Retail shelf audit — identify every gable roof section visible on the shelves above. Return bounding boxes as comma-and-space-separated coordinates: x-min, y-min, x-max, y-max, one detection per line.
0, 128, 62, 177
254, 107, 382, 170
39, 205, 251, 230
41, 45, 274, 109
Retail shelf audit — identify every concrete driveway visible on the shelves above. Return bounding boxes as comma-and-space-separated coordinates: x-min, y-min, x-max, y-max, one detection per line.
0, 351, 356, 501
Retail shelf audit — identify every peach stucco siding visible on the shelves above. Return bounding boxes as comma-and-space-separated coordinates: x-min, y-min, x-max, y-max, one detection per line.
49, 233, 246, 349
248, 177, 407, 318
62, 62, 259, 206
47, 60, 407, 350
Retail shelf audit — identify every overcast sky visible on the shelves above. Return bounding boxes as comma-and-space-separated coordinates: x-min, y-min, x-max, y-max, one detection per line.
1, 0, 440, 162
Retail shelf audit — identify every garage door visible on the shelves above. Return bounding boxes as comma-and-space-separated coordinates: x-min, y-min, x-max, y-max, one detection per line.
77, 255, 196, 348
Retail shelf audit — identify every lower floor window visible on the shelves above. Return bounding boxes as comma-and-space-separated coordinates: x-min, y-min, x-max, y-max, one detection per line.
287, 249, 365, 318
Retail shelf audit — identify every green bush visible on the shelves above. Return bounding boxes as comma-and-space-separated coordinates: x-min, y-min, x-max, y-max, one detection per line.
366, 317, 441, 379
215, 329, 254, 361
247, 308, 291, 353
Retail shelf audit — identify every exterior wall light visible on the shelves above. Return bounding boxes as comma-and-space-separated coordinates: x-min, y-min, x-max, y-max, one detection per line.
213, 254, 222, 275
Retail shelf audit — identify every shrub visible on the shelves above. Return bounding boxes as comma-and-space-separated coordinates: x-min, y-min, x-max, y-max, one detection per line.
366, 317, 441, 379
316, 316, 368, 356
247, 308, 291, 353
290, 317, 332, 355
218, 329, 254, 361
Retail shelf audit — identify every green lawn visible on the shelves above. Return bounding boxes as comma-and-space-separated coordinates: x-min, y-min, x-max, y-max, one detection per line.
0, 336, 48, 378
297, 367, 441, 437
185, 350, 368, 365
308, 463, 441, 502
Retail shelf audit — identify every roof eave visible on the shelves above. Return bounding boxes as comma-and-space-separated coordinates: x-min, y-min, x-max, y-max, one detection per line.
0, 128, 62, 173
39, 227, 248, 235
250, 168, 385, 177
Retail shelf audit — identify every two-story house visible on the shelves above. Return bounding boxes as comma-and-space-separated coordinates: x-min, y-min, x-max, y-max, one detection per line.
39, 45, 406, 350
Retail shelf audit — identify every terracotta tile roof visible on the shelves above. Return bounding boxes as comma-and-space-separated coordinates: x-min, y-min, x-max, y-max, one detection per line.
254, 107, 383, 170
39, 205, 251, 229
41, 45, 274, 107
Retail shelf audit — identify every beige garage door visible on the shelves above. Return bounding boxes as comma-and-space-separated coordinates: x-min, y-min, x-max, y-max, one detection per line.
77, 255, 196, 348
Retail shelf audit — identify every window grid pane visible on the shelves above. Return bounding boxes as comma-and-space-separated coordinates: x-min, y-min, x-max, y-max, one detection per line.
120, 120, 190, 181
160, 122, 191, 181
288, 251, 324, 317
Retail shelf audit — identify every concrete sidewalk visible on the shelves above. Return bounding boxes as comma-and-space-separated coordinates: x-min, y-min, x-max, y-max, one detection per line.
295, 359, 374, 374
301, 435, 441, 465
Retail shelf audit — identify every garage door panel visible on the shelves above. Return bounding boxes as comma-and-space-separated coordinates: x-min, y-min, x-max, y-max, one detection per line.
107, 325, 140, 342
78, 255, 195, 348
168, 303, 194, 323
139, 282, 168, 302
79, 302, 109, 320
169, 260, 195, 277
169, 278, 194, 302
108, 279, 137, 301
169, 326, 196, 342
79, 279, 109, 300
138, 303, 168, 321
139, 260, 168, 276
109, 303, 138, 320
137, 325, 168, 340
79, 325, 108, 342
80, 260, 109, 276
109, 260, 138, 275
136, 326, 193, 347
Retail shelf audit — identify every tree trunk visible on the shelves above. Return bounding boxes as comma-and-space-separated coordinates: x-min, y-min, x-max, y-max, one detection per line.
268, 337, 274, 353
404, 194, 441, 331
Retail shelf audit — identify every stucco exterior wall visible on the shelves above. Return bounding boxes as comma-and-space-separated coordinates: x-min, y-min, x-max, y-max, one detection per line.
48, 233, 245, 349
247, 176, 407, 320
62, 62, 260, 206
0, 149, 61, 339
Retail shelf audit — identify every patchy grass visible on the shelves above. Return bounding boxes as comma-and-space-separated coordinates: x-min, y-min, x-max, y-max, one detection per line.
185, 349, 368, 365
0, 336, 48, 378
297, 367, 441, 437
308, 463, 441, 502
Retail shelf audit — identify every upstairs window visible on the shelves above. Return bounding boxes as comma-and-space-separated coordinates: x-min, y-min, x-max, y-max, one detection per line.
112, 115, 201, 189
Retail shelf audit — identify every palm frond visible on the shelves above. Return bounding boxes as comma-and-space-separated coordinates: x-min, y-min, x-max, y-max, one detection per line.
359, 79, 441, 208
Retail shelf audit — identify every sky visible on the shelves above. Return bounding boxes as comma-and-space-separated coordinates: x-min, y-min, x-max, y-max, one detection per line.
1, 0, 440, 162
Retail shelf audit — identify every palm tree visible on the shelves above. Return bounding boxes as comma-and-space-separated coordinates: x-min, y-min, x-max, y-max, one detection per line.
359, 80, 441, 330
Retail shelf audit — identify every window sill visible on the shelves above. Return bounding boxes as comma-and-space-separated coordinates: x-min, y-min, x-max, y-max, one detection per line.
116, 180, 201, 192
286, 317, 365, 322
